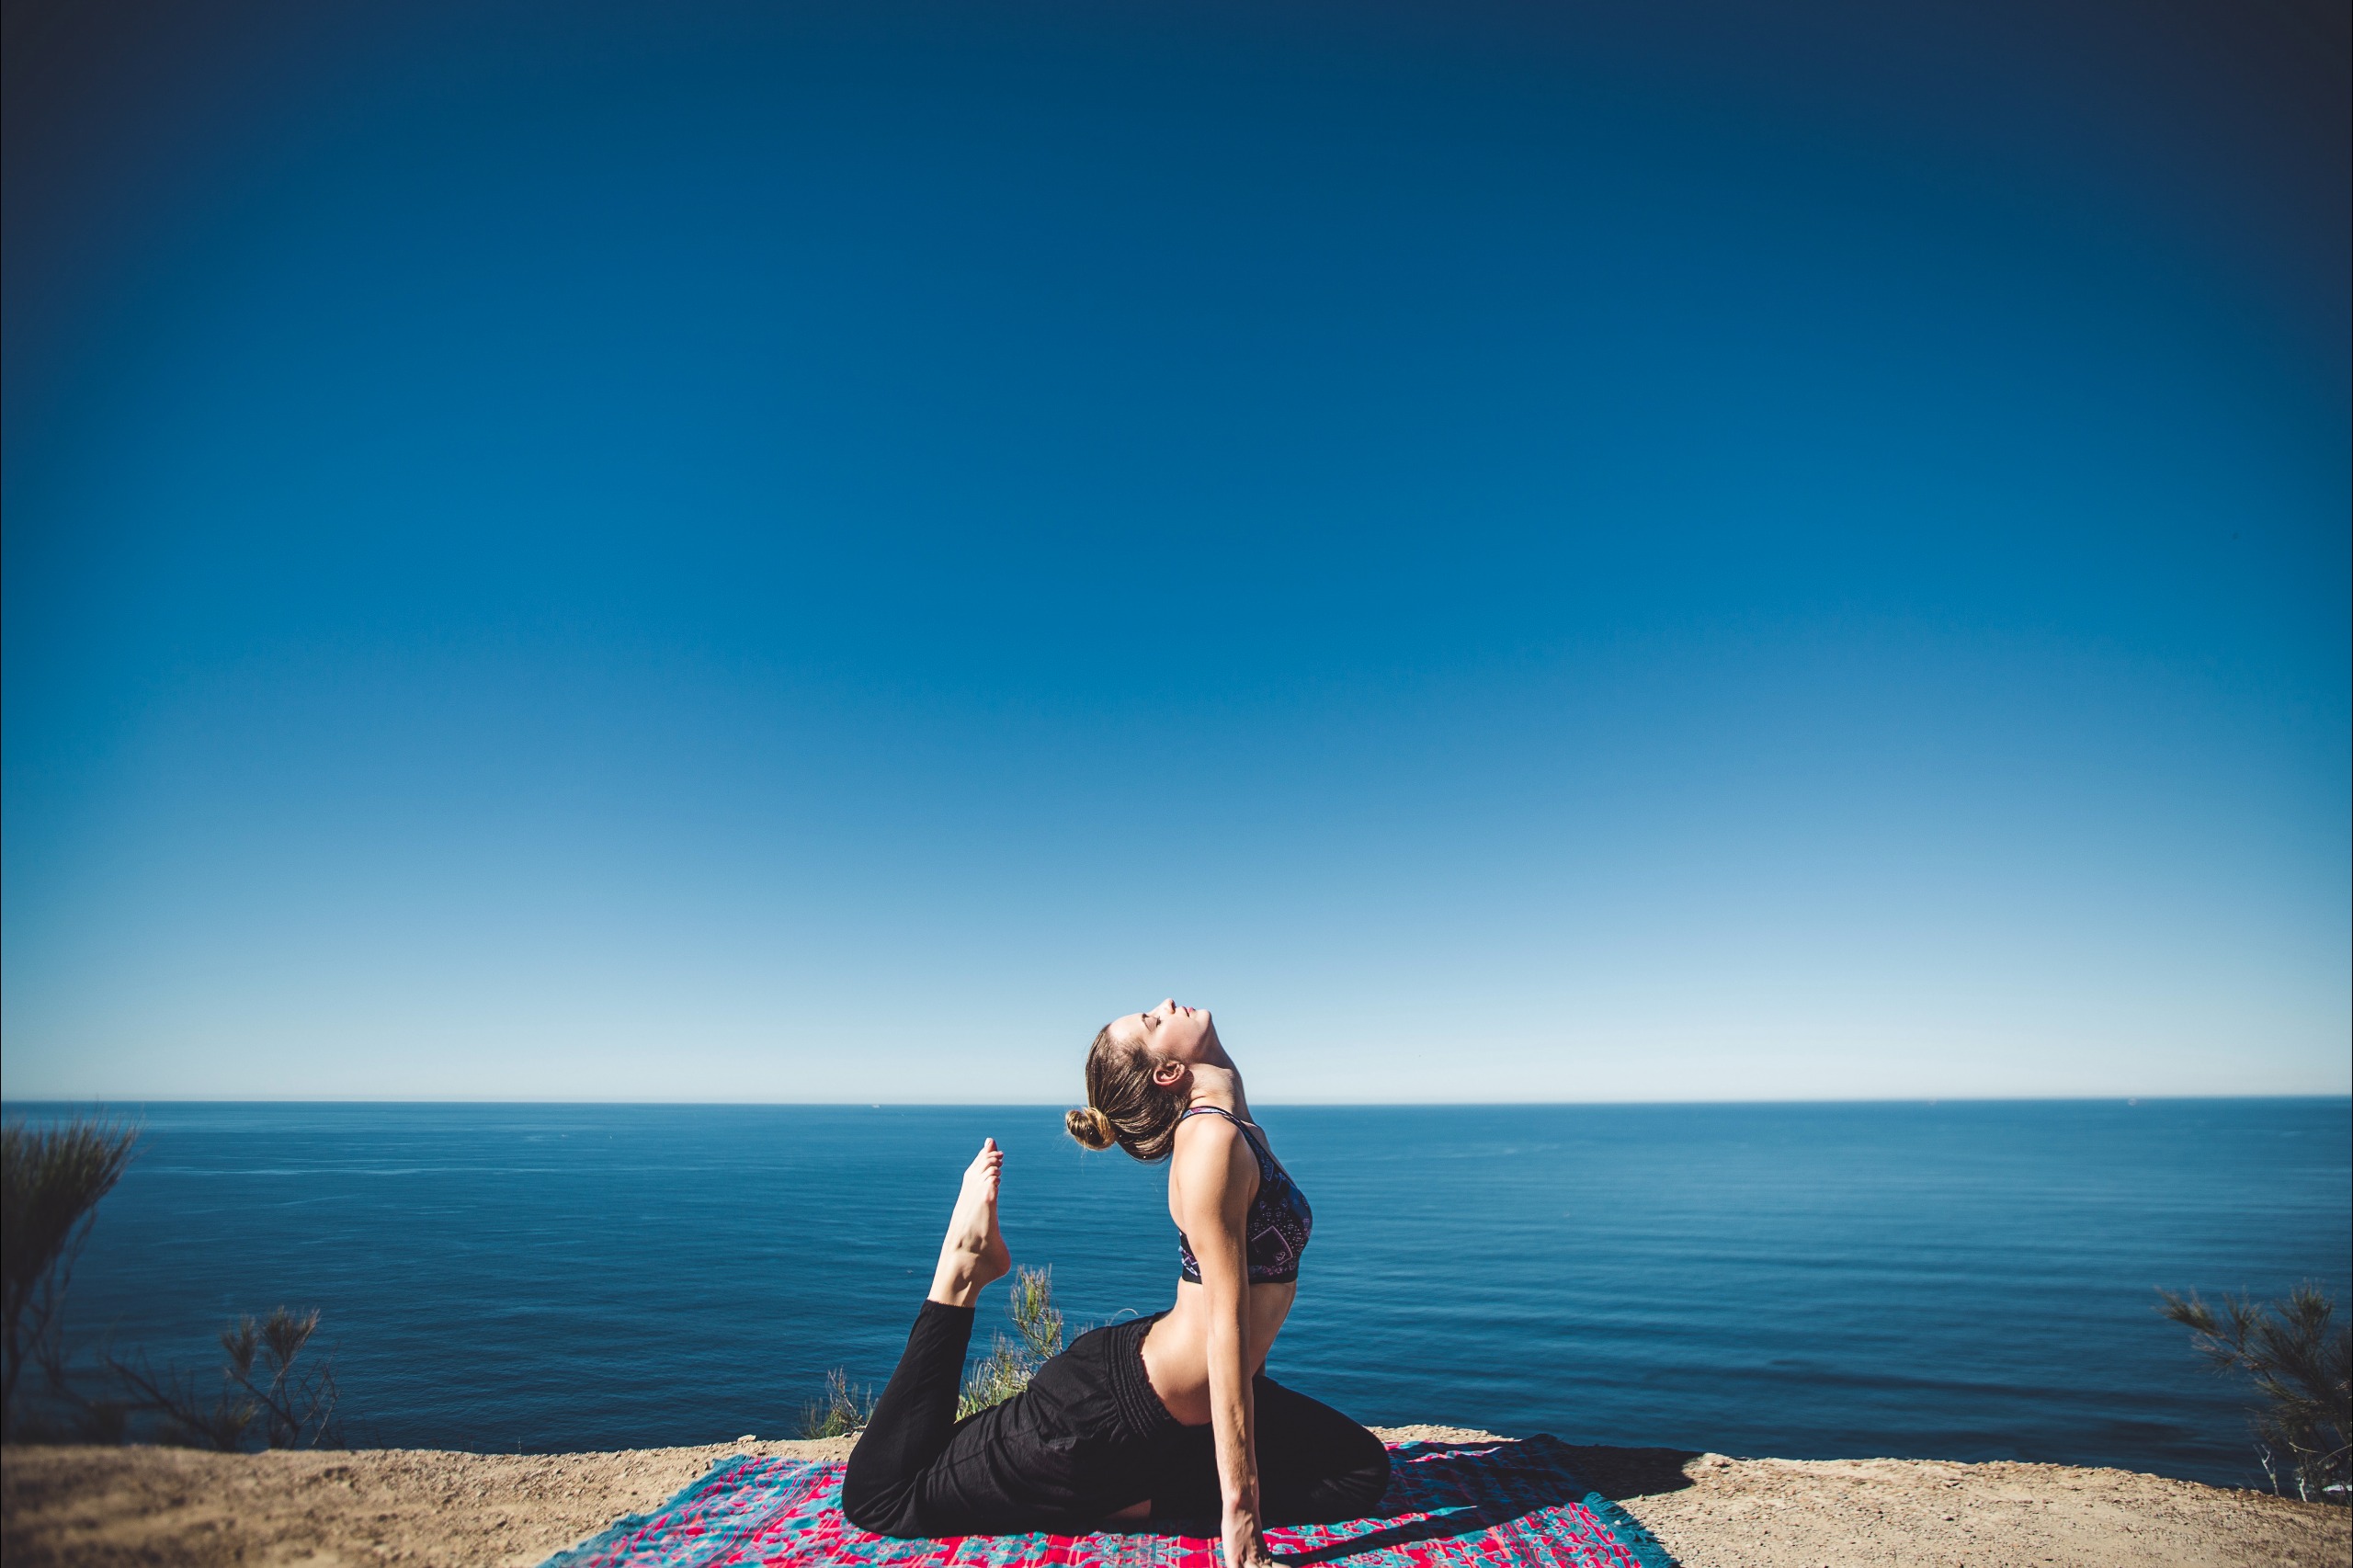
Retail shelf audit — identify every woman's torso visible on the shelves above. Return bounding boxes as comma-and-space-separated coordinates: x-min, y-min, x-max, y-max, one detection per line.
1138, 1107, 1307, 1426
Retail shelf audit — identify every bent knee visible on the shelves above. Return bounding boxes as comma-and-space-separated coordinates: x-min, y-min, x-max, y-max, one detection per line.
1281, 1429, 1391, 1522
852, 1513, 929, 1539
1339, 1434, 1392, 1509
842, 1498, 926, 1537
838, 1475, 912, 1536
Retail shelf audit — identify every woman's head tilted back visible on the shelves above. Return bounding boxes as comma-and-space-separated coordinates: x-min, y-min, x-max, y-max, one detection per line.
1064, 999, 1218, 1162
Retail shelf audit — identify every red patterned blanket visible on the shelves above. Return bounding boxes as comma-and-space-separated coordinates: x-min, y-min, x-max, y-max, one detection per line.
543, 1437, 1676, 1567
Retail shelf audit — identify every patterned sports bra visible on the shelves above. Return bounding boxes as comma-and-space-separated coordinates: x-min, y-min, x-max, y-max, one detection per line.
1175, 1106, 1313, 1286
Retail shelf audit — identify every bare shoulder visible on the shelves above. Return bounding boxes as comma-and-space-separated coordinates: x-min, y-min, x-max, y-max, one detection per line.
1170, 1113, 1257, 1196
1172, 1109, 1244, 1164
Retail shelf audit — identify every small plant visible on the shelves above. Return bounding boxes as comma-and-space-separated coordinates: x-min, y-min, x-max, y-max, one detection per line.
956, 1335, 1036, 1417
1, 1116, 353, 1450
1, 1116, 141, 1438
108, 1305, 346, 1450
2160, 1283, 2350, 1504
799, 1267, 1072, 1437
799, 1367, 878, 1438
1006, 1267, 1064, 1361
958, 1266, 1066, 1418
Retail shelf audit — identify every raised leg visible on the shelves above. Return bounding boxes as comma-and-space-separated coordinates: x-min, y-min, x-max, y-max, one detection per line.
841, 1141, 1013, 1534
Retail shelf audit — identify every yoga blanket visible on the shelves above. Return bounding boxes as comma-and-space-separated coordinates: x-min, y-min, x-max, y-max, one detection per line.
543, 1437, 1677, 1568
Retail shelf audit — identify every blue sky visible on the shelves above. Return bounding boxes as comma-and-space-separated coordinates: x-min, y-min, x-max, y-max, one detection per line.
4, 0, 2346, 1102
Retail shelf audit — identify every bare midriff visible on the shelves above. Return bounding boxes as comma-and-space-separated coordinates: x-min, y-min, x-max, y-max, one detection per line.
1138, 1277, 1298, 1426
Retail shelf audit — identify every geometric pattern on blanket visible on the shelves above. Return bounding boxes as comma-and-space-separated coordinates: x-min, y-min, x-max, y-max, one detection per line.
541, 1437, 1678, 1568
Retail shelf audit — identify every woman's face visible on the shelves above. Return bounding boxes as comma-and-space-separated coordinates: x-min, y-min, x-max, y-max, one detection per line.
1116, 998, 1218, 1064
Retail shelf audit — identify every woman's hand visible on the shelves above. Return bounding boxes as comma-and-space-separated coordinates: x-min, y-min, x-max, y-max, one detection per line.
1223, 1505, 1281, 1567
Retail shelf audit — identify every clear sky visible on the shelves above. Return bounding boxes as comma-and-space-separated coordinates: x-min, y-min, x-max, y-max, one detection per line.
4, 0, 2346, 1104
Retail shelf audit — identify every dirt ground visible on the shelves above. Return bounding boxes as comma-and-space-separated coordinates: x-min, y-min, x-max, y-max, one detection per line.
1566, 1445, 2348, 1568
4, 1428, 2345, 1568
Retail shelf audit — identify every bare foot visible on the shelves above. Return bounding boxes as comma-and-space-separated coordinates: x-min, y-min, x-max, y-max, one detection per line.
927, 1139, 1011, 1308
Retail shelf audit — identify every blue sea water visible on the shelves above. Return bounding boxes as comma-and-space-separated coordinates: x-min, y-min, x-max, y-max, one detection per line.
7, 1099, 2347, 1487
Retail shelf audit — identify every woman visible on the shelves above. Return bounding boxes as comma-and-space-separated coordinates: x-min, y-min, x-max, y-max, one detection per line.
841, 1000, 1389, 1566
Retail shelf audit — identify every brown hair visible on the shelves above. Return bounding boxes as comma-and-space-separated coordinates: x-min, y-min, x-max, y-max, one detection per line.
1063, 1020, 1186, 1162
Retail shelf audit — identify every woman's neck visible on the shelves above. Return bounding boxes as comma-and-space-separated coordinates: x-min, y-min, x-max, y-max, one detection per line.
1187, 1062, 1250, 1122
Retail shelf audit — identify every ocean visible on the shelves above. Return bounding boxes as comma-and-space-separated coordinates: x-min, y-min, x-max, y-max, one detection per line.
10, 1099, 2347, 1487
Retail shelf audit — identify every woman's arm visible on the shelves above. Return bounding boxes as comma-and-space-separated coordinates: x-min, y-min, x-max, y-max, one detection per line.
1171, 1120, 1275, 1567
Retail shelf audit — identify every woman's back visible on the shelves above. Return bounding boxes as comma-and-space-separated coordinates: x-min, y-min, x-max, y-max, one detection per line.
1141, 1103, 1302, 1425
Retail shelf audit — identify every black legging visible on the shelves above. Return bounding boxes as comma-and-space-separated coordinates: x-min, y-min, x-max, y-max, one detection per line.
841, 1300, 1391, 1538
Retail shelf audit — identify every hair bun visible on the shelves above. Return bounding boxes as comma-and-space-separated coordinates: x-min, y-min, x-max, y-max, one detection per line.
1064, 1106, 1116, 1151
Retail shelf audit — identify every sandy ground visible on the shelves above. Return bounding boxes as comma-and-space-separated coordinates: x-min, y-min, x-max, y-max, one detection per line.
5, 1428, 2345, 1568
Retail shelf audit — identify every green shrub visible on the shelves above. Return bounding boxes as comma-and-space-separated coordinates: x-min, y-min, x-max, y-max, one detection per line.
803, 1267, 1073, 1437
799, 1366, 878, 1439
4, 1114, 347, 1449
955, 1334, 1037, 1419
2, 1116, 140, 1438
107, 1305, 346, 1450
2160, 1283, 2350, 1503
958, 1267, 1067, 1418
